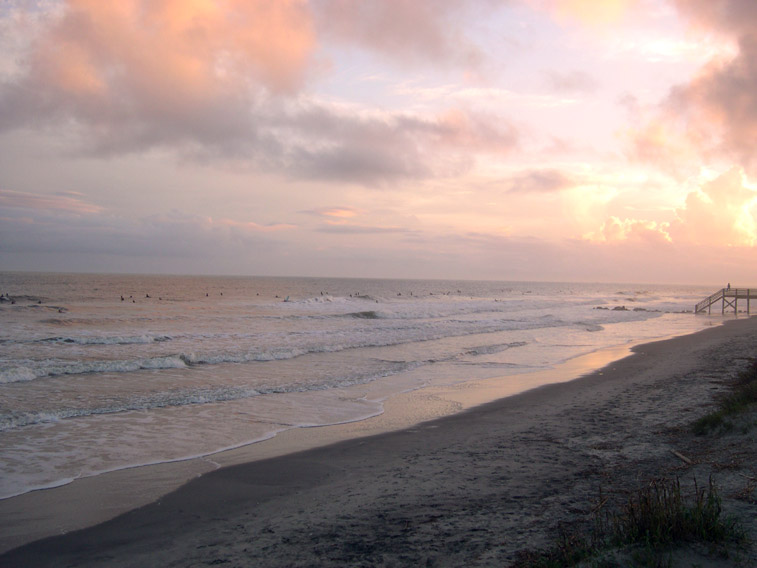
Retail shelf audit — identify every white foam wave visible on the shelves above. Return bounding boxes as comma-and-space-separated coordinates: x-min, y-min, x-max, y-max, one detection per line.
463, 341, 528, 356
0, 308, 663, 385
0, 355, 189, 384
0, 386, 259, 431
35, 334, 172, 345
0, 366, 37, 383
3, 334, 172, 346
0, 360, 411, 431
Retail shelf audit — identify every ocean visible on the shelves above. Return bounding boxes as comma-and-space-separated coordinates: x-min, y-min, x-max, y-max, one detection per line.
0, 272, 718, 501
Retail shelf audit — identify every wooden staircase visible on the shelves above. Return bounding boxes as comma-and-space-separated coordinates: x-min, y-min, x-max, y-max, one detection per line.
695, 288, 755, 315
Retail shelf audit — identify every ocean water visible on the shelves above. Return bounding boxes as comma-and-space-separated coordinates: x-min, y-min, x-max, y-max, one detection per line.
0, 273, 718, 500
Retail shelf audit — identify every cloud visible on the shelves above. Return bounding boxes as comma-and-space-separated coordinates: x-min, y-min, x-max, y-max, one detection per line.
673, 0, 757, 37
214, 218, 296, 233
0, 0, 316, 154
544, 70, 598, 93
666, 34, 757, 168
503, 168, 577, 194
0, 194, 294, 259
584, 216, 672, 244
316, 224, 413, 234
583, 167, 757, 247
0, 2, 520, 186
670, 167, 757, 246
300, 204, 414, 235
312, 0, 487, 69
627, 1, 757, 174
0, 189, 102, 214
535, 0, 641, 27
622, 117, 701, 178
282, 104, 520, 185
34, 0, 313, 93
301, 206, 361, 218
399, 229, 709, 284
434, 109, 519, 153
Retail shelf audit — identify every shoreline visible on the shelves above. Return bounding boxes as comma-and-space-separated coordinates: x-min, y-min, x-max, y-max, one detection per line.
2, 316, 755, 566
0, 332, 646, 554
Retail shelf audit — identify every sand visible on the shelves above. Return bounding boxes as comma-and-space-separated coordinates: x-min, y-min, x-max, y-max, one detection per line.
1, 317, 756, 567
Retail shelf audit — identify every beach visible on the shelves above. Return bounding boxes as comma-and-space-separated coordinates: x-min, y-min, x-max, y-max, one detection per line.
1, 316, 755, 566
3, 0, 756, 565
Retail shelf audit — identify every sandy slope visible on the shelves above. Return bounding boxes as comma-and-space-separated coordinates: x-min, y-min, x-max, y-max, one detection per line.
1, 317, 756, 567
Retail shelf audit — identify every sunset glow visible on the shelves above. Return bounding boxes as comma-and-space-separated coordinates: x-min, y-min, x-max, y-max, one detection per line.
1, 0, 756, 284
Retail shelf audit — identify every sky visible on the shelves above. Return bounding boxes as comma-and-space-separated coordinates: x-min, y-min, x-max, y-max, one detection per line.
0, 0, 756, 285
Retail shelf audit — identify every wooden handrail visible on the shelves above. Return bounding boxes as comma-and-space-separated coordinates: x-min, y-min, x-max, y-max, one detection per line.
695, 288, 724, 313
695, 288, 755, 314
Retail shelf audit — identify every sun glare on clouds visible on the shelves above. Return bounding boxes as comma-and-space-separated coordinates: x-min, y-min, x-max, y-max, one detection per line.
550, 0, 637, 26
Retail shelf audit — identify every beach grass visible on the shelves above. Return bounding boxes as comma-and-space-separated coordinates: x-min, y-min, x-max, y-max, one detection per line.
607, 477, 743, 547
512, 477, 745, 568
693, 359, 757, 435
514, 357, 757, 567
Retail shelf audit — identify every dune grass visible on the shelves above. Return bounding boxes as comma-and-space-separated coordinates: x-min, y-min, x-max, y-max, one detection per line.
511, 477, 744, 568
693, 359, 757, 435
607, 477, 741, 547
514, 360, 756, 567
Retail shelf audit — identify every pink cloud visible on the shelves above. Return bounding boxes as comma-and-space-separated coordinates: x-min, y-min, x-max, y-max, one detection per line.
585, 217, 672, 244
216, 218, 296, 233
316, 224, 412, 234
38, 0, 315, 94
0, 2, 520, 186
544, 69, 598, 94
532, 0, 642, 27
312, 0, 486, 69
673, 0, 757, 37
0, 0, 316, 150
584, 167, 757, 248
434, 109, 519, 154
286, 106, 520, 185
301, 206, 361, 218
502, 168, 577, 193
622, 117, 701, 179
0, 208, 293, 263
666, 35, 757, 168
628, 1, 757, 174
0, 189, 102, 214
670, 167, 757, 246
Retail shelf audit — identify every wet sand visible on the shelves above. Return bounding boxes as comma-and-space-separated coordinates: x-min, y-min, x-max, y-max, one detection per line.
2, 317, 756, 567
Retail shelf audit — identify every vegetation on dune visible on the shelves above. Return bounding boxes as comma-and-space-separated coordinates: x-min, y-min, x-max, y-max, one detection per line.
693, 358, 757, 435
608, 477, 743, 549
513, 356, 757, 568
511, 477, 745, 568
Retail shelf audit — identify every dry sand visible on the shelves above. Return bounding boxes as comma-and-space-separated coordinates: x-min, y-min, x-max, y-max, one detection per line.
1, 317, 756, 567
